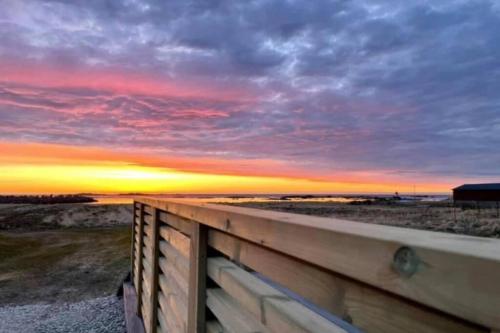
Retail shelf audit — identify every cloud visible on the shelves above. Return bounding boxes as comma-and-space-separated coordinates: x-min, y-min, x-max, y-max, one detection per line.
0, 0, 499, 186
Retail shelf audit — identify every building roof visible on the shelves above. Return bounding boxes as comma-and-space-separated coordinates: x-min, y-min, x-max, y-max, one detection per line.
453, 183, 500, 191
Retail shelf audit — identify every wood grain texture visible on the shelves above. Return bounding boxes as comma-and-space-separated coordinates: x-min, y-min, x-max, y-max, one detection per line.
209, 229, 485, 333
159, 257, 189, 297
187, 222, 207, 333
148, 208, 161, 333
206, 288, 270, 333
160, 225, 191, 259
136, 198, 500, 330
206, 321, 225, 333
207, 257, 347, 333
158, 290, 186, 333
123, 282, 146, 333
131, 204, 138, 281
160, 258, 189, 303
159, 240, 190, 280
135, 203, 146, 317
159, 211, 193, 236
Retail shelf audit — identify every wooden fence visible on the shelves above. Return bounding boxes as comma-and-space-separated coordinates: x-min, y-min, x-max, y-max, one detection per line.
128, 198, 500, 333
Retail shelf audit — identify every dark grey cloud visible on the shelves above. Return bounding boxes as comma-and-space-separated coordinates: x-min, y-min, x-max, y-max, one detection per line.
0, 0, 499, 183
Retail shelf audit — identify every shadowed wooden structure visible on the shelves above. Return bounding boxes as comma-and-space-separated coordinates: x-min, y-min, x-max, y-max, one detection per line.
124, 198, 500, 333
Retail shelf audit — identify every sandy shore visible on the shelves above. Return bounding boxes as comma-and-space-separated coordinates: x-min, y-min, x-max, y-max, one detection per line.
0, 203, 133, 231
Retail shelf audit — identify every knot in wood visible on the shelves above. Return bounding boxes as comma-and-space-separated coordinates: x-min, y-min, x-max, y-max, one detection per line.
393, 246, 419, 278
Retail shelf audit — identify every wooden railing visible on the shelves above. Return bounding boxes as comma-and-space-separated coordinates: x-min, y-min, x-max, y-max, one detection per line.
129, 198, 500, 333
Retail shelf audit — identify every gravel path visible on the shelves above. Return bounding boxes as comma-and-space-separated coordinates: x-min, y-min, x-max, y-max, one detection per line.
0, 296, 126, 333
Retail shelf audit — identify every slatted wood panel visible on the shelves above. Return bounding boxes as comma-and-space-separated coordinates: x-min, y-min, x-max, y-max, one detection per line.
208, 229, 484, 333
206, 321, 225, 333
157, 217, 191, 333
137, 198, 500, 332
132, 202, 195, 333
187, 222, 207, 333
130, 199, 500, 333
206, 288, 270, 333
208, 257, 348, 333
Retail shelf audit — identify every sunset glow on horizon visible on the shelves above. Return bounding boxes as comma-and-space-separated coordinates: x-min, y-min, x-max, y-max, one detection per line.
0, 141, 455, 195
1, 1, 499, 195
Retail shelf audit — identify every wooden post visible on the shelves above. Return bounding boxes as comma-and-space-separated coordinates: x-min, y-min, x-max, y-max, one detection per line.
136, 204, 146, 317
187, 222, 208, 333
149, 208, 161, 333
131, 202, 138, 282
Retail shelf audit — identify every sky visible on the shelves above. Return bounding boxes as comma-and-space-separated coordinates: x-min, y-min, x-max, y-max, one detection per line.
0, 0, 499, 194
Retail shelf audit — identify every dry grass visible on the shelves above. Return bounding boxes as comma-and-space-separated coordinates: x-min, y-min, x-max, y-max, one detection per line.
227, 201, 500, 238
0, 203, 133, 306
0, 227, 131, 306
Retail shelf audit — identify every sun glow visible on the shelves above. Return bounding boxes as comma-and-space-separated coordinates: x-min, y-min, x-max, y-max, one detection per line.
0, 162, 434, 195
0, 163, 322, 194
0, 142, 451, 195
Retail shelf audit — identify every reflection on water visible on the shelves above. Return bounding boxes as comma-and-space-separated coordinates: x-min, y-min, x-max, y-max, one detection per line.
90, 194, 448, 205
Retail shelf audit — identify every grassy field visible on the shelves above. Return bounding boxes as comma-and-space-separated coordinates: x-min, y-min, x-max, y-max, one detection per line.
0, 226, 131, 306
227, 201, 500, 238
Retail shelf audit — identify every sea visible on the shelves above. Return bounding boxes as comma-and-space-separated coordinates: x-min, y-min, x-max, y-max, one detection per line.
89, 194, 450, 205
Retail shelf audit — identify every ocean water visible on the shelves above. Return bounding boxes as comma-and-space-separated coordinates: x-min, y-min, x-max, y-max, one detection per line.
89, 194, 450, 205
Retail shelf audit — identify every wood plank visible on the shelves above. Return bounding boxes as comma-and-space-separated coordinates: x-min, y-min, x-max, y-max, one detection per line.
159, 258, 189, 299
160, 268, 188, 304
143, 245, 153, 264
206, 321, 225, 333
209, 229, 485, 333
142, 297, 151, 333
187, 223, 207, 333
159, 240, 190, 280
134, 262, 140, 285
145, 205, 155, 216
135, 245, 140, 263
157, 310, 172, 333
131, 204, 138, 279
137, 198, 500, 330
144, 223, 153, 238
144, 235, 153, 250
208, 257, 348, 333
144, 214, 153, 225
159, 274, 188, 324
160, 225, 191, 259
142, 274, 151, 299
123, 282, 146, 333
143, 256, 152, 279
206, 288, 270, 333
136, 203, 146, 316
148, 208, 161, 333
159, 211, 193, 236
159, 305, 183, 333
158, 290, 186, 332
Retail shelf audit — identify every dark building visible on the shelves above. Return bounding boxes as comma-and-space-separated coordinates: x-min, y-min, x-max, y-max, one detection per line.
453, 183, 500, 202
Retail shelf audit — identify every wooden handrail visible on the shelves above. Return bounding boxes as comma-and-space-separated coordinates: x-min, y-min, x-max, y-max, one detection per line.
130, 197, 500, 333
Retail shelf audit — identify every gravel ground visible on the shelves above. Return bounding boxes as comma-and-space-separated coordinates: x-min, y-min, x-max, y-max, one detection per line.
0, 296, 126, 333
